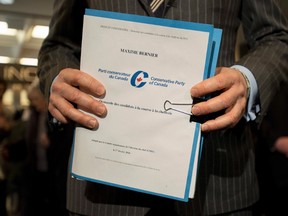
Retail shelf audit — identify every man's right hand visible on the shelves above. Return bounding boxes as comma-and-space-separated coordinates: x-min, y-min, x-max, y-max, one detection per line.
48, 68, 107, 129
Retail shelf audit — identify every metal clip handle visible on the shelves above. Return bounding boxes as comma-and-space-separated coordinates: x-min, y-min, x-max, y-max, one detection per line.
164, 100, 193, 116
163, 97, 222, 123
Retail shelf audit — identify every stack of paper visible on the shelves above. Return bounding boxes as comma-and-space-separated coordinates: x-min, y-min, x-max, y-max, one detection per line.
71, 9, 222, 202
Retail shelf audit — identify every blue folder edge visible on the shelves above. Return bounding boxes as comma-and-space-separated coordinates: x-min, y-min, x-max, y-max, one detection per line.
199, 28, 223, 157
70, 9, 223, 202
196, 28, 223, 185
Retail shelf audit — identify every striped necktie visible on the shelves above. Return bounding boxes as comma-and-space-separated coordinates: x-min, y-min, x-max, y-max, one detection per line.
148, 0, 165, 17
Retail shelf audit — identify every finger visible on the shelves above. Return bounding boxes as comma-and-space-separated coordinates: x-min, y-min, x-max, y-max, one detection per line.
53, 82, 107, 117
50, 94, 100, 129
191, 67, 241, 98
201, 101, 245, 132
190, 73, 229, 98
59, 69, 106, 98
192, 90, 236, 116
48, 103, 69, 124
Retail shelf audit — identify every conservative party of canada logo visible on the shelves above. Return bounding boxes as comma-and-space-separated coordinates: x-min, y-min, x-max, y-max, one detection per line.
130, 70, 149, 88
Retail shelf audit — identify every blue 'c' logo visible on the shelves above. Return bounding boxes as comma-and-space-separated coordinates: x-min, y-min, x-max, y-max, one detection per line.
130, 71, 149, 88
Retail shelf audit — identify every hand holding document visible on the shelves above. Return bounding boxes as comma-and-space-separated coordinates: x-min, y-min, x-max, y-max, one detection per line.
71, 9, 222, 201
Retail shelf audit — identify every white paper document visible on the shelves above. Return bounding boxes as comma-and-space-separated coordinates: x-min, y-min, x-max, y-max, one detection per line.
71, 9, 222, 201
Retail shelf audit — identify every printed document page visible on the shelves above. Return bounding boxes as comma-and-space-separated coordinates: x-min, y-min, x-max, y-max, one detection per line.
71, 9, 216, 201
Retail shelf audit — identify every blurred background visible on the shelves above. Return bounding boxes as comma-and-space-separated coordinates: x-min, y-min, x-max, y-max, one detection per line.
0, 2, 53, 216
0, 0, 53, 114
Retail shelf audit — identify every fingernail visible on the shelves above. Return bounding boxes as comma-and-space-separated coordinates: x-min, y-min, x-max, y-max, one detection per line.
190, 88, 198, 97
96, 86, 105, 96
192, 106, 200, 115
88, 119, 97, 129
201, 124, 208, 132
97, 105, 106, 116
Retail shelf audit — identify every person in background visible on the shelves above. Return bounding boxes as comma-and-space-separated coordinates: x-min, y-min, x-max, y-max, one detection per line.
0, 114, 10, 216
255, 84, 288, 216
0, 80, 25, 216
0, 79, 10, 216
1, 108, 27, 216
37, 1, 288, 215
21, 78, 51, 216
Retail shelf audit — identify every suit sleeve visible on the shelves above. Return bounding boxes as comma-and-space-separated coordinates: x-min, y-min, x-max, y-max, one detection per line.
37, 0, 88, 101
237, 0, 288, 125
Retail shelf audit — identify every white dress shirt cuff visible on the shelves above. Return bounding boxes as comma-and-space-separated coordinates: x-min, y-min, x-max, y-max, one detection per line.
231, 65, 261, 121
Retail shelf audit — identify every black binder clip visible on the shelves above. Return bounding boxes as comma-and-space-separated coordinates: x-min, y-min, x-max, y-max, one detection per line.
164, 97, 223, 123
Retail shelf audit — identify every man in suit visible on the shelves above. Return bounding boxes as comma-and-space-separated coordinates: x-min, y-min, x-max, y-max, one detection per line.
37, 0, 288, 215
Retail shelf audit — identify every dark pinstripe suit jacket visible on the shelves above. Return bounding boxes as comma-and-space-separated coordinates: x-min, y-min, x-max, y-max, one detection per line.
38, 0, 288, 215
